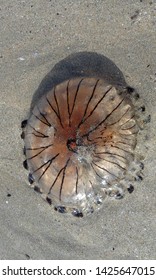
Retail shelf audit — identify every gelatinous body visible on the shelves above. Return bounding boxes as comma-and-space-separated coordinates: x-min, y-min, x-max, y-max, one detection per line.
21, 52, 143, 216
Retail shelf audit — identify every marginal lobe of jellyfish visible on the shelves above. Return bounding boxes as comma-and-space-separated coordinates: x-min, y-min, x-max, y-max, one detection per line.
21, 51, 146, 216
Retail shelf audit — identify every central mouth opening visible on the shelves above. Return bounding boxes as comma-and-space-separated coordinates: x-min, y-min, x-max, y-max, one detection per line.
67, 137, 84, 153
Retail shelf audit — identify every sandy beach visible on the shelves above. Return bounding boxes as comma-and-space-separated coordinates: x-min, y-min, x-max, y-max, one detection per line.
0, 0, 156, 259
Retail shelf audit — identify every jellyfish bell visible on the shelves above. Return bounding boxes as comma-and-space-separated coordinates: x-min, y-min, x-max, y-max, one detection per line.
21, 52, 145, 216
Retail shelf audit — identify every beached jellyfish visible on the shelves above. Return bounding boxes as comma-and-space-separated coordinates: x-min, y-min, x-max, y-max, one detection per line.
21, 52, 146, 217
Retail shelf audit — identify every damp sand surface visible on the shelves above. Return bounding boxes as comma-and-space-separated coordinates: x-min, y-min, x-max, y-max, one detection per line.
0, 0, 156, 259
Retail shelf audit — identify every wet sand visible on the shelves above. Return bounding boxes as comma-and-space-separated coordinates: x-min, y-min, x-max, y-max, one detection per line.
0, 0, 156, 259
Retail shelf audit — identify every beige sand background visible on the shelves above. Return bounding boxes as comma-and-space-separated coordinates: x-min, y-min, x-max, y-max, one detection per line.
0, 0, 156, 259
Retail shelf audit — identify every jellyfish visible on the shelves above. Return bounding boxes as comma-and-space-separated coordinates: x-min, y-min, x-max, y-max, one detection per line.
21, 52, 145, 217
